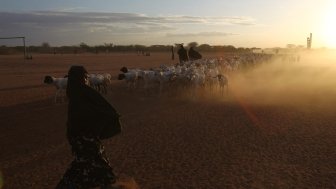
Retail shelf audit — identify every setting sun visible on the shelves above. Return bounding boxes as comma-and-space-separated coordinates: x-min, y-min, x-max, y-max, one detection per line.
320, 3, 336, 48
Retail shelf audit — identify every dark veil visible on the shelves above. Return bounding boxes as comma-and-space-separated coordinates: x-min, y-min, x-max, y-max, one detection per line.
66, 65, 120, 140
66, 65, 88, 99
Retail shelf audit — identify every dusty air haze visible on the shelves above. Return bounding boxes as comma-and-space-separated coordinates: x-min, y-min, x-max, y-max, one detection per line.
1, 0, 336, 188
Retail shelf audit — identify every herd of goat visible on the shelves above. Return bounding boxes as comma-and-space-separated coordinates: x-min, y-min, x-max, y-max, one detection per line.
44, 53, 275, 103
116, 53, 275, 96
117, 58, 229, 96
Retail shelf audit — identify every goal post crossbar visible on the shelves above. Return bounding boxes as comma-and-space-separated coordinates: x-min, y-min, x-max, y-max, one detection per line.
0, 36, 26, 59
0, 37, 25, 39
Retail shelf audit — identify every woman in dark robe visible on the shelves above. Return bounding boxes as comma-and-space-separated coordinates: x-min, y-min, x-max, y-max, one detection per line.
56, 65, 121, 189
177, 44, 189, 64
188, 47, 202, 61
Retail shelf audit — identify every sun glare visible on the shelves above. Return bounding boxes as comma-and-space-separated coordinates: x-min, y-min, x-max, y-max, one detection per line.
320, 3, 336, 48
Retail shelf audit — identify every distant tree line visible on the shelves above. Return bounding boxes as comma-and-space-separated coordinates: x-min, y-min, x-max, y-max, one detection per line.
0, 41, 254, 55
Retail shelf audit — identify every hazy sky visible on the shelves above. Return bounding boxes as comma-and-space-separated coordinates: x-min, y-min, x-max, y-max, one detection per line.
0, 0, 335, 48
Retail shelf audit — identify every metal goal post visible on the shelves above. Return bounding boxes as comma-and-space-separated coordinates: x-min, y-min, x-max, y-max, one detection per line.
0, 37, 27, 59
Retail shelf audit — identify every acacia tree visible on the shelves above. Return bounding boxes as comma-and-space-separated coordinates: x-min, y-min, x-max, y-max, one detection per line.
188, 42, 198, 48
41, 42, 51, 53
198, 44, 212, 51
79, 42, 91, 52
41, 42, 50, 48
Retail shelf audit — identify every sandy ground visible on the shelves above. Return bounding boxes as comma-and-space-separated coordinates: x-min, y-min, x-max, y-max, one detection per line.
0, 53, 336, 189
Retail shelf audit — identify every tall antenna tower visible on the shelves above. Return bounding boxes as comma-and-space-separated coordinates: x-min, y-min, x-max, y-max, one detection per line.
307, 33, 312, 49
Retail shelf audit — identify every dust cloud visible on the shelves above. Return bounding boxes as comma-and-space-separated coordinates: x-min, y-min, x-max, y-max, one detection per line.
229, 50, 336, 108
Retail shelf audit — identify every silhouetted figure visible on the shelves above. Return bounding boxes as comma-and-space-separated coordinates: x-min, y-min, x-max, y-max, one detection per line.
171, 46, 174, 60
177, 44, 188, 63
56, 65, 121, 189
188, 47, 202, 61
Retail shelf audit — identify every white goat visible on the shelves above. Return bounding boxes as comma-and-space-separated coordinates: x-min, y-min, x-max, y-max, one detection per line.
88, 74, 108, 94
118, 71, 139, 90
119, 67, 144, 90
102, 73, 112, 85
43, 75, 68, 103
